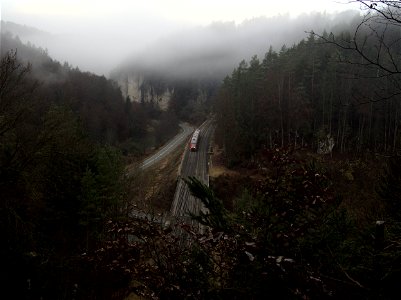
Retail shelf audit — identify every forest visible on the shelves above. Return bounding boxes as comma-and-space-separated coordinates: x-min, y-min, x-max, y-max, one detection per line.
0, 31, 183, 298
214, 33, 401, 163
1, 1, 401, 299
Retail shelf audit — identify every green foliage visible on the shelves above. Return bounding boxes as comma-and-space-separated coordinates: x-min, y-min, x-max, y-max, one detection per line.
1, 32, 154, 148
184, 176, 230, 230
0, 50, 128, 298
168, 79, 216, 123
180, 149, 400, 299
80, 168, 101, 225
154, 111, 179, 147
215, 25, 401, 162
377, 156, 401, 219
81, 148, 400, 299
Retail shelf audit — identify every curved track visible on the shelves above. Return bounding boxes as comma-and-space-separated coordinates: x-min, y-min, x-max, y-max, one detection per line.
126, 123, 194, 177
140, 123, 194, 169
170, 119, 215, 230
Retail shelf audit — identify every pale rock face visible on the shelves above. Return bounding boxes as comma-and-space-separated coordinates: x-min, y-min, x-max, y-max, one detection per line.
157, 89, 173, 110
125, 73, 144, 102
115, 72, 211, 111
117, 73, 173, 110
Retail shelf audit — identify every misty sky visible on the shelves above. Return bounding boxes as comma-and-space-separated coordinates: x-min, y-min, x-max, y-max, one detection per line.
1, 0, 362, 75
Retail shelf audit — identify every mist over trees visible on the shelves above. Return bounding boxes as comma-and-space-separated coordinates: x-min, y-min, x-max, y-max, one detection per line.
214, 28, 401, 164
0, 48, 126, 298
0, 32, 178, 298
1, 30, 180, 150
111, 11, 363, 125
113, 11, 362, 81
312, 0, 401, 102
2, 2, 401, 299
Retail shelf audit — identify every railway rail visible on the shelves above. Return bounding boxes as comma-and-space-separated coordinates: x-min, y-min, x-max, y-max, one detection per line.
128, 118, 215, 233
170, 118, 215, 231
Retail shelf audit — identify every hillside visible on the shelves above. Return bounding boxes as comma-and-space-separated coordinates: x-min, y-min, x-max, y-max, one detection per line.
1, 20, 52, 40
2, 2, 401, 299
111, 12, 361, 107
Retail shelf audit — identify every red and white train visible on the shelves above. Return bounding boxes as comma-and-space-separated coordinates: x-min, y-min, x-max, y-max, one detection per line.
189, 129, 200, 152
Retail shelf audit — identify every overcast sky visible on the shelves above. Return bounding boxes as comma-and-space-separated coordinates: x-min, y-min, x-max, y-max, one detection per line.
2, 0, 358, 28
1, 0, 361, 75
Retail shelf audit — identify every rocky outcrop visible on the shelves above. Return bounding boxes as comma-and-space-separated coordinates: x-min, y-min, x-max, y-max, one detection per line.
115, 72, 173, 110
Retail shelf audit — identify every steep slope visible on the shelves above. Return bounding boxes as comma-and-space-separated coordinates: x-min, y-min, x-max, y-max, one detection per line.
111, 11, 361, 111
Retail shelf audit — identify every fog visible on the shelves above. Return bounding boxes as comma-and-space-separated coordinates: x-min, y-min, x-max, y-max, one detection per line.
1, 0, 363, 77
114, 11, 361, 81
1, 18, 184, 75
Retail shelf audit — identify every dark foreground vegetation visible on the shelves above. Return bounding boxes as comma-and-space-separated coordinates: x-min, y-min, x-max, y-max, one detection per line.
45, 148, 400, 299
0, 32, 179, 298
1, 1, 401, 299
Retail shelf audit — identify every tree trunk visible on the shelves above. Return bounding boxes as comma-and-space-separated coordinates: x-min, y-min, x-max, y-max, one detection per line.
278, 80, 284, 147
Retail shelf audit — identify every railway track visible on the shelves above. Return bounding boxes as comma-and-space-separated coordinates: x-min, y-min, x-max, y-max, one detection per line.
170, 118, 215, 231
128, 118, 215, 232
125, 123, 194, 177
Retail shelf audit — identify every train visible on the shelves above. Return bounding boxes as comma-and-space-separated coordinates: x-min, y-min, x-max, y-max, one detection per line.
189, 129, 200, 151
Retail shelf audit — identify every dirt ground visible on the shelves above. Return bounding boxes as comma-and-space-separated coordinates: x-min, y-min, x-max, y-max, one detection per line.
128, 135, 238, 214
127, 143, 186, 213
209, 143, 239, 178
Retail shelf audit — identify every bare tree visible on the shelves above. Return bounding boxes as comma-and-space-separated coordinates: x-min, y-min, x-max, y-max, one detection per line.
311, 1, 401, 103
0, 50, 36, 137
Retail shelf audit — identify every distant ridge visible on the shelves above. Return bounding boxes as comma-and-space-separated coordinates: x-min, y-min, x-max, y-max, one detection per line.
1, 20, 52, 39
